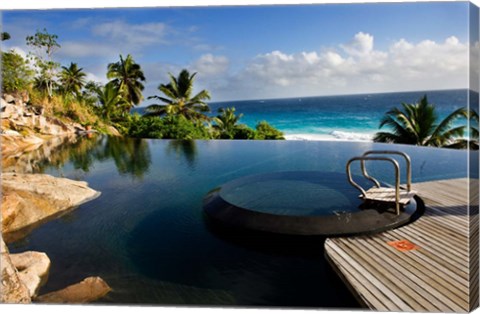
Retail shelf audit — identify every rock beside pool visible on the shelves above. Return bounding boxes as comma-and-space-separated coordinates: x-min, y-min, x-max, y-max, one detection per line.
1, 239, 111, 304
9, 251, 51, 298
35, 276, 112, 304
1, 172, 101, 243
0, 240, 31, 303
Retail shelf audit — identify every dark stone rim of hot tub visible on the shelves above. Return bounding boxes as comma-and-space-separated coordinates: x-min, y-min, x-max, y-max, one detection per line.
203, 172, 424, 236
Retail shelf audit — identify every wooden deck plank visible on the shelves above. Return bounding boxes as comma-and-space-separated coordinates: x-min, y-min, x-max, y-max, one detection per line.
325, 244, 396, 311
388, 226, 469, 263
343, 237, 463, 312
325, 178, 478, 312
325, 240, 415, 311
380, 231, 470, 286
357, 235, 469, 306
336, 239, 436, 311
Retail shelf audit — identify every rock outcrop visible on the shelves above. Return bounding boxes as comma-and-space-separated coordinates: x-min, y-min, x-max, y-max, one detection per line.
1, 173, 101, 243
35, 277, 112, 303
0, 240, 31, 304
1, 238, 111, 304
9, 251, 51, 298
1, 94, 85, 136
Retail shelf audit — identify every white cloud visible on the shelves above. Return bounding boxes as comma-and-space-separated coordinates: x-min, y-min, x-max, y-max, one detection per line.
85, 71, 108, 84
341, 32, 374, 57
92, 21, 169, 47
55, 20, 173, 62
389, 36, 468, 79
192, 54, 229, 76
212, 32, 469, 100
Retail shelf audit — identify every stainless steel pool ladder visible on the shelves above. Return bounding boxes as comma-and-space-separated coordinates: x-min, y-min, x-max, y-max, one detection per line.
346, 150, 417, 215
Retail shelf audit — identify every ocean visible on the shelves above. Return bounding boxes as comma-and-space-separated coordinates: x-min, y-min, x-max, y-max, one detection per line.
136, 89, 470, 141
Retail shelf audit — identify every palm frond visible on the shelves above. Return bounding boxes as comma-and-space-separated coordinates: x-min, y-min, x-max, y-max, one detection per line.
430, 107, 468, 140
144, 104, 168, 116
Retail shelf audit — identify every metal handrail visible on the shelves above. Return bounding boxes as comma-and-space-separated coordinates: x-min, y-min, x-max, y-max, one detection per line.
361, 150, 412, 192
346, 156, 401, 215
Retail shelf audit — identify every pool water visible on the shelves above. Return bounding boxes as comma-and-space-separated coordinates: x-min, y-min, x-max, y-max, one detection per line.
219, 172, 360, 216
8, 136, 469, 307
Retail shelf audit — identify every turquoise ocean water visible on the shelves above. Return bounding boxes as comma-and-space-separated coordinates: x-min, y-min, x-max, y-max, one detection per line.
209, 89, 469, 140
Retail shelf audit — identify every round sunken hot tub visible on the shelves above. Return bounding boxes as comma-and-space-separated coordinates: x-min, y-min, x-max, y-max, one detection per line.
203, 171, 423, 236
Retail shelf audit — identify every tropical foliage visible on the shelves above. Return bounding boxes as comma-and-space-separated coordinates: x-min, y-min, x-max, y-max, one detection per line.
59, 62, 86, 97
1, 50, 34, 93
373, 95, 468, 148
145, 69, 211, 123
212, 107, 251, 139
107, 54, 146, 112
97, 83, 128, 121
450, 109, 480, 150
254, 121, 285, 139
124, 114, 211, 140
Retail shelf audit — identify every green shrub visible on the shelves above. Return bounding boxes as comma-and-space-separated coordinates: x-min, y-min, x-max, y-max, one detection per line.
126, 115, 164, 138
254, 121, 284, 140
233, 126, 256, 139
160, 116, 211, 139
123, 114, 212, 140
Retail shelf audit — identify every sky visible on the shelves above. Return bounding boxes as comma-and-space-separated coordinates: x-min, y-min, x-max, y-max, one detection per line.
0, 1, 477, 104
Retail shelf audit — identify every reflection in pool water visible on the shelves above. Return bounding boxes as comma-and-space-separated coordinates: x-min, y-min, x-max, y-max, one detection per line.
219, 172, 357, 216
8, 135, 469, 307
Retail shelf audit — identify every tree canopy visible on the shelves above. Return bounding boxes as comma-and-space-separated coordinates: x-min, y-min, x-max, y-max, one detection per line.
145, 69, 211, 123
59, 62, 87, 96
107, 54, 146, 112
26, 28, 61, 97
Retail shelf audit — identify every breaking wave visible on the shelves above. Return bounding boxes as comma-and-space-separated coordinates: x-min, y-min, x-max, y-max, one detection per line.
284, 130, 374, 142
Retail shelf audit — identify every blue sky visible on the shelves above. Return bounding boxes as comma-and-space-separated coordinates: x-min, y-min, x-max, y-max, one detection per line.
0, 1, 475, 103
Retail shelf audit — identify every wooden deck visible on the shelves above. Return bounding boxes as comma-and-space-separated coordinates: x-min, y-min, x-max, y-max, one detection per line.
325, 178, 479, 312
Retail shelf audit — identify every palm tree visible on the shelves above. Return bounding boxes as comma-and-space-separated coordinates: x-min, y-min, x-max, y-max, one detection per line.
213, 107, 245, 139
145, 69, 211, 122
107, 54, 145, 112
97, 83, 128, 120
374, 95, 468, 148
59, 62, 86, 96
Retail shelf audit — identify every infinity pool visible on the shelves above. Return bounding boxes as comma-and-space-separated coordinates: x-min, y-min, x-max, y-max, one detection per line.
204, 171, 421, 235
8, 136, 469, 307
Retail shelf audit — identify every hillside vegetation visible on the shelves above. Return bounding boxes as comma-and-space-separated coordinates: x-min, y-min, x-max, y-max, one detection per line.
1, 29, 284, 140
